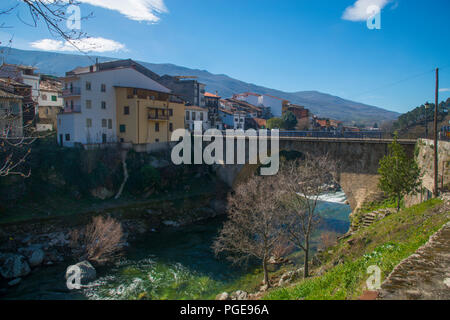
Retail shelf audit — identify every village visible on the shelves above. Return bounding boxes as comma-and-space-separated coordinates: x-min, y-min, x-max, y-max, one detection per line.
0, 59, 382, 150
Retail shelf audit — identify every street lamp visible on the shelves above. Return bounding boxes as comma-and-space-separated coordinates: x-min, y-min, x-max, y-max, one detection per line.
424, 102, 430, 139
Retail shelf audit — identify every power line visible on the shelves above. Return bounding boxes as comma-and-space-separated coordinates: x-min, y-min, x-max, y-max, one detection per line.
351, 68, 436, 100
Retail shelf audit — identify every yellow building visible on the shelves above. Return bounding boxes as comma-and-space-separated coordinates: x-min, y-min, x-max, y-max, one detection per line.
115, 86, 185, 144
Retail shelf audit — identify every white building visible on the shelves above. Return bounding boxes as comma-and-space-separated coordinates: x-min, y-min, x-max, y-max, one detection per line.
233, 111, 247, 130
57, 60, 171, 147
233, 92, 288, 117
0, 64, 40, 102
185, 106, 209, 131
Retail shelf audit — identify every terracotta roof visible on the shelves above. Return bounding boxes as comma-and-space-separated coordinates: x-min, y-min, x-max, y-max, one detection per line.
227, 98, 262, 112
234, 92, 262, 98
219, 108, 233, 115
205, 92, 221, 98
253, 118, 267, 127
0, 88, 23, 99
40, 79, 62, 92
186, 105, 207, 111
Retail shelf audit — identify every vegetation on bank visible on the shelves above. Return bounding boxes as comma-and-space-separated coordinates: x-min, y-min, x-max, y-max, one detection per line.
0, 137, 223, 224
264, 198, 448, 300
393, 98, 449, 137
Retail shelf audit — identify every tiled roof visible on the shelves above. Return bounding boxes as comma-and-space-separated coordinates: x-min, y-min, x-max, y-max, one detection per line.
40, 80, 63, 92
205, 92, 221, 98
253, 118, 267, 127
0, 88, 23, 99
186, 105, 207, 111
219, 108, 233, 115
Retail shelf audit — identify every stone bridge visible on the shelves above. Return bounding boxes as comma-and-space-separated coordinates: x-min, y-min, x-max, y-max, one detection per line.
214, 137, 417, 214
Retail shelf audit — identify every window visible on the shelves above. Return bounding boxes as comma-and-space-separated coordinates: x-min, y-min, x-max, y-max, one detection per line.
51, 95, 57, 102
120, 125, 126, 133
42, 94, 47, 101
86, 118, 92, 128
86, 100, 92, 109
169, 123, 173, 132
169, 109, 173, 117
186, 111, 190, 120
65, 134, 70, 141
86, 81, 91, 91
101, 119, 107, 128
155, 139, 159, 143
101, 101, 106, 109
155, 123, 160, 132
102, 134, 107, 144
200, 113, 204, 121
101, 84, 106, 92
124, 106, 130, 115
108, 119, 112, 129
192, 112, 196, 121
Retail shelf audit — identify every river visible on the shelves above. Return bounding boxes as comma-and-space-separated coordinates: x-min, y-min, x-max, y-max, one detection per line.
1, 192, 351, 300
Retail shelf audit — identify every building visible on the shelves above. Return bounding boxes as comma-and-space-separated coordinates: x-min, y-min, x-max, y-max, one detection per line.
37, 76, 63, 131
204, 92, 222, 129
185, 105, 209, 131
0, 64, 40, 102
57, 59, 174, 147
233, 111, 247, 130
246, 117, 267, 130
313, 117, 343, 131
115, 86, 185, 144
226, 98, 263, 119
233, 92, 289, 117
158, 76, 206, 107
282, 103, 312, 130
0, 82, 23, 138
0, 77, 34, 126
219, 108, 234, 129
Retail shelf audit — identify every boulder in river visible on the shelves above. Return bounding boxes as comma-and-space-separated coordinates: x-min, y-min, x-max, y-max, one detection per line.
65, 261, 97, 286
19, 246, 45, 267
0, 254, 31, 279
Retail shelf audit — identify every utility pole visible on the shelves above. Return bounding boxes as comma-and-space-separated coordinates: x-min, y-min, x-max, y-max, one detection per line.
433, 68, 439, 197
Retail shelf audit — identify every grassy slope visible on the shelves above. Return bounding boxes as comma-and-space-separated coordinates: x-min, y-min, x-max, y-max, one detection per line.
265, 199, 449, 300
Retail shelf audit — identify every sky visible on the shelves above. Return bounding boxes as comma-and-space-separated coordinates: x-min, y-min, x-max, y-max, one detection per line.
1, 0, 450, 114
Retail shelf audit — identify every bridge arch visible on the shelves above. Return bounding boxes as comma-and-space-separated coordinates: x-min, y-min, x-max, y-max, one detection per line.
215, 137, 416, 215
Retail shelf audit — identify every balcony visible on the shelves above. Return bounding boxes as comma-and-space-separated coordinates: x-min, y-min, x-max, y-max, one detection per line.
61, 104, 81, 113
62, 87, 81, 97
148, 107, 169, 121
148, 113, 169, 121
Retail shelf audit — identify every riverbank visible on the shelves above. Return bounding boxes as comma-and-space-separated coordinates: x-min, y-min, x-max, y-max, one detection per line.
264, 198, 449, 300
0, 192, 352, 300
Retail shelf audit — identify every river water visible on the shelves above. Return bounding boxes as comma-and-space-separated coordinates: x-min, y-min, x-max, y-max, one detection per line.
2, 192, 351, 300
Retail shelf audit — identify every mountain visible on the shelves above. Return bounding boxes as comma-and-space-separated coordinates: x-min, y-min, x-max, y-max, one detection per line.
0, 47, 399, 124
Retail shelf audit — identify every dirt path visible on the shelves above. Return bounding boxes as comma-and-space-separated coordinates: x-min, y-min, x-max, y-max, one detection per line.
379, 221, 450, 300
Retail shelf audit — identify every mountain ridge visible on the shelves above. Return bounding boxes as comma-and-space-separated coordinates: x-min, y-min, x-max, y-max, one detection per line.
0, 47, 400, 124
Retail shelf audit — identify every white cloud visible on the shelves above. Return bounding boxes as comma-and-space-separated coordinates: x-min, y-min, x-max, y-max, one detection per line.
30, 37, 127, 53
76, 0, 167, 22
439, 88, 450, 92
342, 0, 391, 21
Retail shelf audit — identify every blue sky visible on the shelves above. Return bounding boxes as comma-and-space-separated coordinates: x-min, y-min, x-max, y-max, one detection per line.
1, 0, 450, 114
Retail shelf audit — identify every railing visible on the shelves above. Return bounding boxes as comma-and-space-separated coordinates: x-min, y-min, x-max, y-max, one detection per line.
148, 113, 169, 121
198, 130, 418, 142
62, 87, 81, 96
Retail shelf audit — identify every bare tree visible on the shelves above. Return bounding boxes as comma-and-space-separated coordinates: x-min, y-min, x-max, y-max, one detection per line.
1, 1, 90, 43
0, 1, 93, 178
70, 216, 126, 266
278, 154, 337, 278
213, 175, 285, 288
